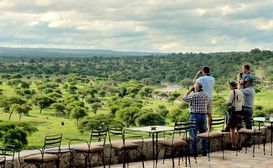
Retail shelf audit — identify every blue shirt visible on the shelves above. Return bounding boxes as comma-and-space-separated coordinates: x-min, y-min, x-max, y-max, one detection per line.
196, 76, 215, 99
242, 73, 253, 81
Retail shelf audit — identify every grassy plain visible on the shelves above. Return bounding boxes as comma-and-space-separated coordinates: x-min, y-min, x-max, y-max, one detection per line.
1, 85, 273, 148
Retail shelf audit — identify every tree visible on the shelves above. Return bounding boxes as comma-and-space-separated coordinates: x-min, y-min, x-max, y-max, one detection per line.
9, 104, 32, 120
179, 78, 193, 89
115, 107, 141, 127
51, 103, 66, 116
32, 95, 55, 113
70, 106, 88, 126
0, 121, 38, 150
0, 96, 26, 115
214, 84, 226, 95
136, 112, 165, 126
91, 102, 102, 114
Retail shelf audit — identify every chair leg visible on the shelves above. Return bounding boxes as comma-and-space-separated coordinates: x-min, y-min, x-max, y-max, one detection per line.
208, 139, 211, 161
221, 136, 224, 159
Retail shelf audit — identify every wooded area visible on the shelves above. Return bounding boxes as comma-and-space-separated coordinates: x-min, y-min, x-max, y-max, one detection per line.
0, 48, 272, 148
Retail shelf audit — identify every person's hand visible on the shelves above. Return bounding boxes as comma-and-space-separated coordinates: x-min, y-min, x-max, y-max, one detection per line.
189, 86, 195, 92
196, 70, 202, 76
237, 73, 242, 79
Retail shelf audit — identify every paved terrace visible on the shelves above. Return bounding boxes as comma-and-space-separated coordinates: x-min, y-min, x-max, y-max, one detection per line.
98, 142, 273, 168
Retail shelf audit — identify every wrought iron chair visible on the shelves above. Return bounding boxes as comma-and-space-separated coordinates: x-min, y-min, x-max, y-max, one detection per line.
0, 144, 16, 168
22, 134, 63, 168
69, 127, 107, 168
236, 116, 266, 157
158, 120, 192, 168
108, 126, 145, 168
197, 117, 225, 161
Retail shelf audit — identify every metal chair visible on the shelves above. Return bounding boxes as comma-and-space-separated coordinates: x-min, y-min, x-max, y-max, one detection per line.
236, 116, 266, 157
22, 134, 63, 168
108, 126, 145, 168
69, 127, 107, 168
158, 120, 192, 168
197, 117, 225, 161
0, 144, 16, 168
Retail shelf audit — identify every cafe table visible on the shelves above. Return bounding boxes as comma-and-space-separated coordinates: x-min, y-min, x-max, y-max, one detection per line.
126, 125, 174, 168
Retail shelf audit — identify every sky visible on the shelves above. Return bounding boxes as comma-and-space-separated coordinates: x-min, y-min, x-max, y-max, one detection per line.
1, 0, 273, 53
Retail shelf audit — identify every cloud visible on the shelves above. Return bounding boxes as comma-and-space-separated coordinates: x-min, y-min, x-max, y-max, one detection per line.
1, 0, 273, 53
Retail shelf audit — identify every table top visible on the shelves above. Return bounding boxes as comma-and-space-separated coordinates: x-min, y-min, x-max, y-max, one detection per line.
253, 117, 266, 122
126, 125, 174, 133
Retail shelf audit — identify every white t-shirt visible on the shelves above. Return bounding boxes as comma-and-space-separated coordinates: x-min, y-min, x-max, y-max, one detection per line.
196, 76, 215, 99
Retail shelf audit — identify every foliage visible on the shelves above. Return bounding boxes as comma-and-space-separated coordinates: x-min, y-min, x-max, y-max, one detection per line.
0, 121, 38, 150
136, 112, 165, 126
70, 106, 88, 125
115, 107, 141, 127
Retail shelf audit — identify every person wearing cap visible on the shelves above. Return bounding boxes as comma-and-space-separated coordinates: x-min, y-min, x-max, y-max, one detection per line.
226, 81, 244, 150
237, 76, 255, 146
193, 66, 215, 131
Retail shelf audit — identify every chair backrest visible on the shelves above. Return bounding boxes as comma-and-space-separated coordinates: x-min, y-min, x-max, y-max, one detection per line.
108, 126, 125, 145
236, 115, 254, 129
211, 117, 225, 131
0, 144, 16, 166
43, 134, 62, 152
89, 126, 108, 146
172, 120, 192, 140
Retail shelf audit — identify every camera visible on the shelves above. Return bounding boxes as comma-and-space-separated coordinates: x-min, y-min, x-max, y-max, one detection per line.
239, 72, 243, 77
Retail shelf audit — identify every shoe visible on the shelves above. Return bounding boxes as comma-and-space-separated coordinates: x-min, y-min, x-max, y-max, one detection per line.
237, 147, 242, 150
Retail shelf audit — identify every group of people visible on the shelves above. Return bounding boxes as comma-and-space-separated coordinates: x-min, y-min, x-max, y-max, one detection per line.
183, 64, 255, 156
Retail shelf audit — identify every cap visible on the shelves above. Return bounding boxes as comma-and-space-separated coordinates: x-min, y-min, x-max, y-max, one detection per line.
244, 77, 254, 84
229, 81, 237, 87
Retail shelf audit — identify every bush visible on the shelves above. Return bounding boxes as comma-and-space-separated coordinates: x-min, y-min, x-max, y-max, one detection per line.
253, 111, 267, 117
136, 112, 165, 126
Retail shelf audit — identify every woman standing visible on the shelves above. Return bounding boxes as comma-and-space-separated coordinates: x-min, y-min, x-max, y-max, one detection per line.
226, 81, 244, 150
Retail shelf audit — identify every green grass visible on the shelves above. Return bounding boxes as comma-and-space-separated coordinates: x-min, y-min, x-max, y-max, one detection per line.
1, 85, 273, 148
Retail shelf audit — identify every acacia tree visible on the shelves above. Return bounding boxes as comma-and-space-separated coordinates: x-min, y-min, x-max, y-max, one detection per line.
51, 103, 66, 116
70, 106, 88, 125
0, 121, 38, 150
32, 95, 55, 113
9, 104, 32, 120
115, 107, 141, 127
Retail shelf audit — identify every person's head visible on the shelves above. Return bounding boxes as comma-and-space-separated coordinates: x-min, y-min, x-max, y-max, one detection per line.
242, 64, 250, 74
229, 81, 237, 90
243, 77, 253, 87
194, 82, 203, 91
202, 66, 210, 75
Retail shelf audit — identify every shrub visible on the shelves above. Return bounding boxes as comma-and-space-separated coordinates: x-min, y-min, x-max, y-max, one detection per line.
136, 112, 165, 126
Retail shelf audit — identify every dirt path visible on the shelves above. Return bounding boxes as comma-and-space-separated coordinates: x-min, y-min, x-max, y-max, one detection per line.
154, 83, 182, 92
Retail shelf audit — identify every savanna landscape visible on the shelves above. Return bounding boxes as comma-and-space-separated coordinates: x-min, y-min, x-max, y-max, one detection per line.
0, 47, 273, 150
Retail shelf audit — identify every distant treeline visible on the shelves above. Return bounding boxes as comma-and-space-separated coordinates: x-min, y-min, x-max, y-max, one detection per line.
0, 48, 273, 88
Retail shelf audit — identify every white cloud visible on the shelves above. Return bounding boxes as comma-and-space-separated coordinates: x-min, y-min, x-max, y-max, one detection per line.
256, 20, 273, 30
1, 0, 273, 53
35, 0, 54, 6
29, 21, 39, 26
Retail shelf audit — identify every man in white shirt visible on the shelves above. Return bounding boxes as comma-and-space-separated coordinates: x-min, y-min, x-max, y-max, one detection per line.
193, 66, 215, 131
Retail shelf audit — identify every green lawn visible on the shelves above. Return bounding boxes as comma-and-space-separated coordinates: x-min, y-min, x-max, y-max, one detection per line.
1, 86, 273, 148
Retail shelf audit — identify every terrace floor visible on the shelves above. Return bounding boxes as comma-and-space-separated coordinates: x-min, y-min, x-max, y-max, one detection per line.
97, 142, 273, 168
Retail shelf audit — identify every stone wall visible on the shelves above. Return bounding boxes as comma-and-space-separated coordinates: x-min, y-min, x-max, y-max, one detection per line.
8, 127, 270, 168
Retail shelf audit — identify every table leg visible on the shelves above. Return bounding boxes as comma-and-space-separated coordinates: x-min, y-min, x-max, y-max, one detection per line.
270, 122, 273, 156
152, 133, 155, 168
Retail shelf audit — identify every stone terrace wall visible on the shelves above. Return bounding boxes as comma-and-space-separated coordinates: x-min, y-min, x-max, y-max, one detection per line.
8, 127, 270, 168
